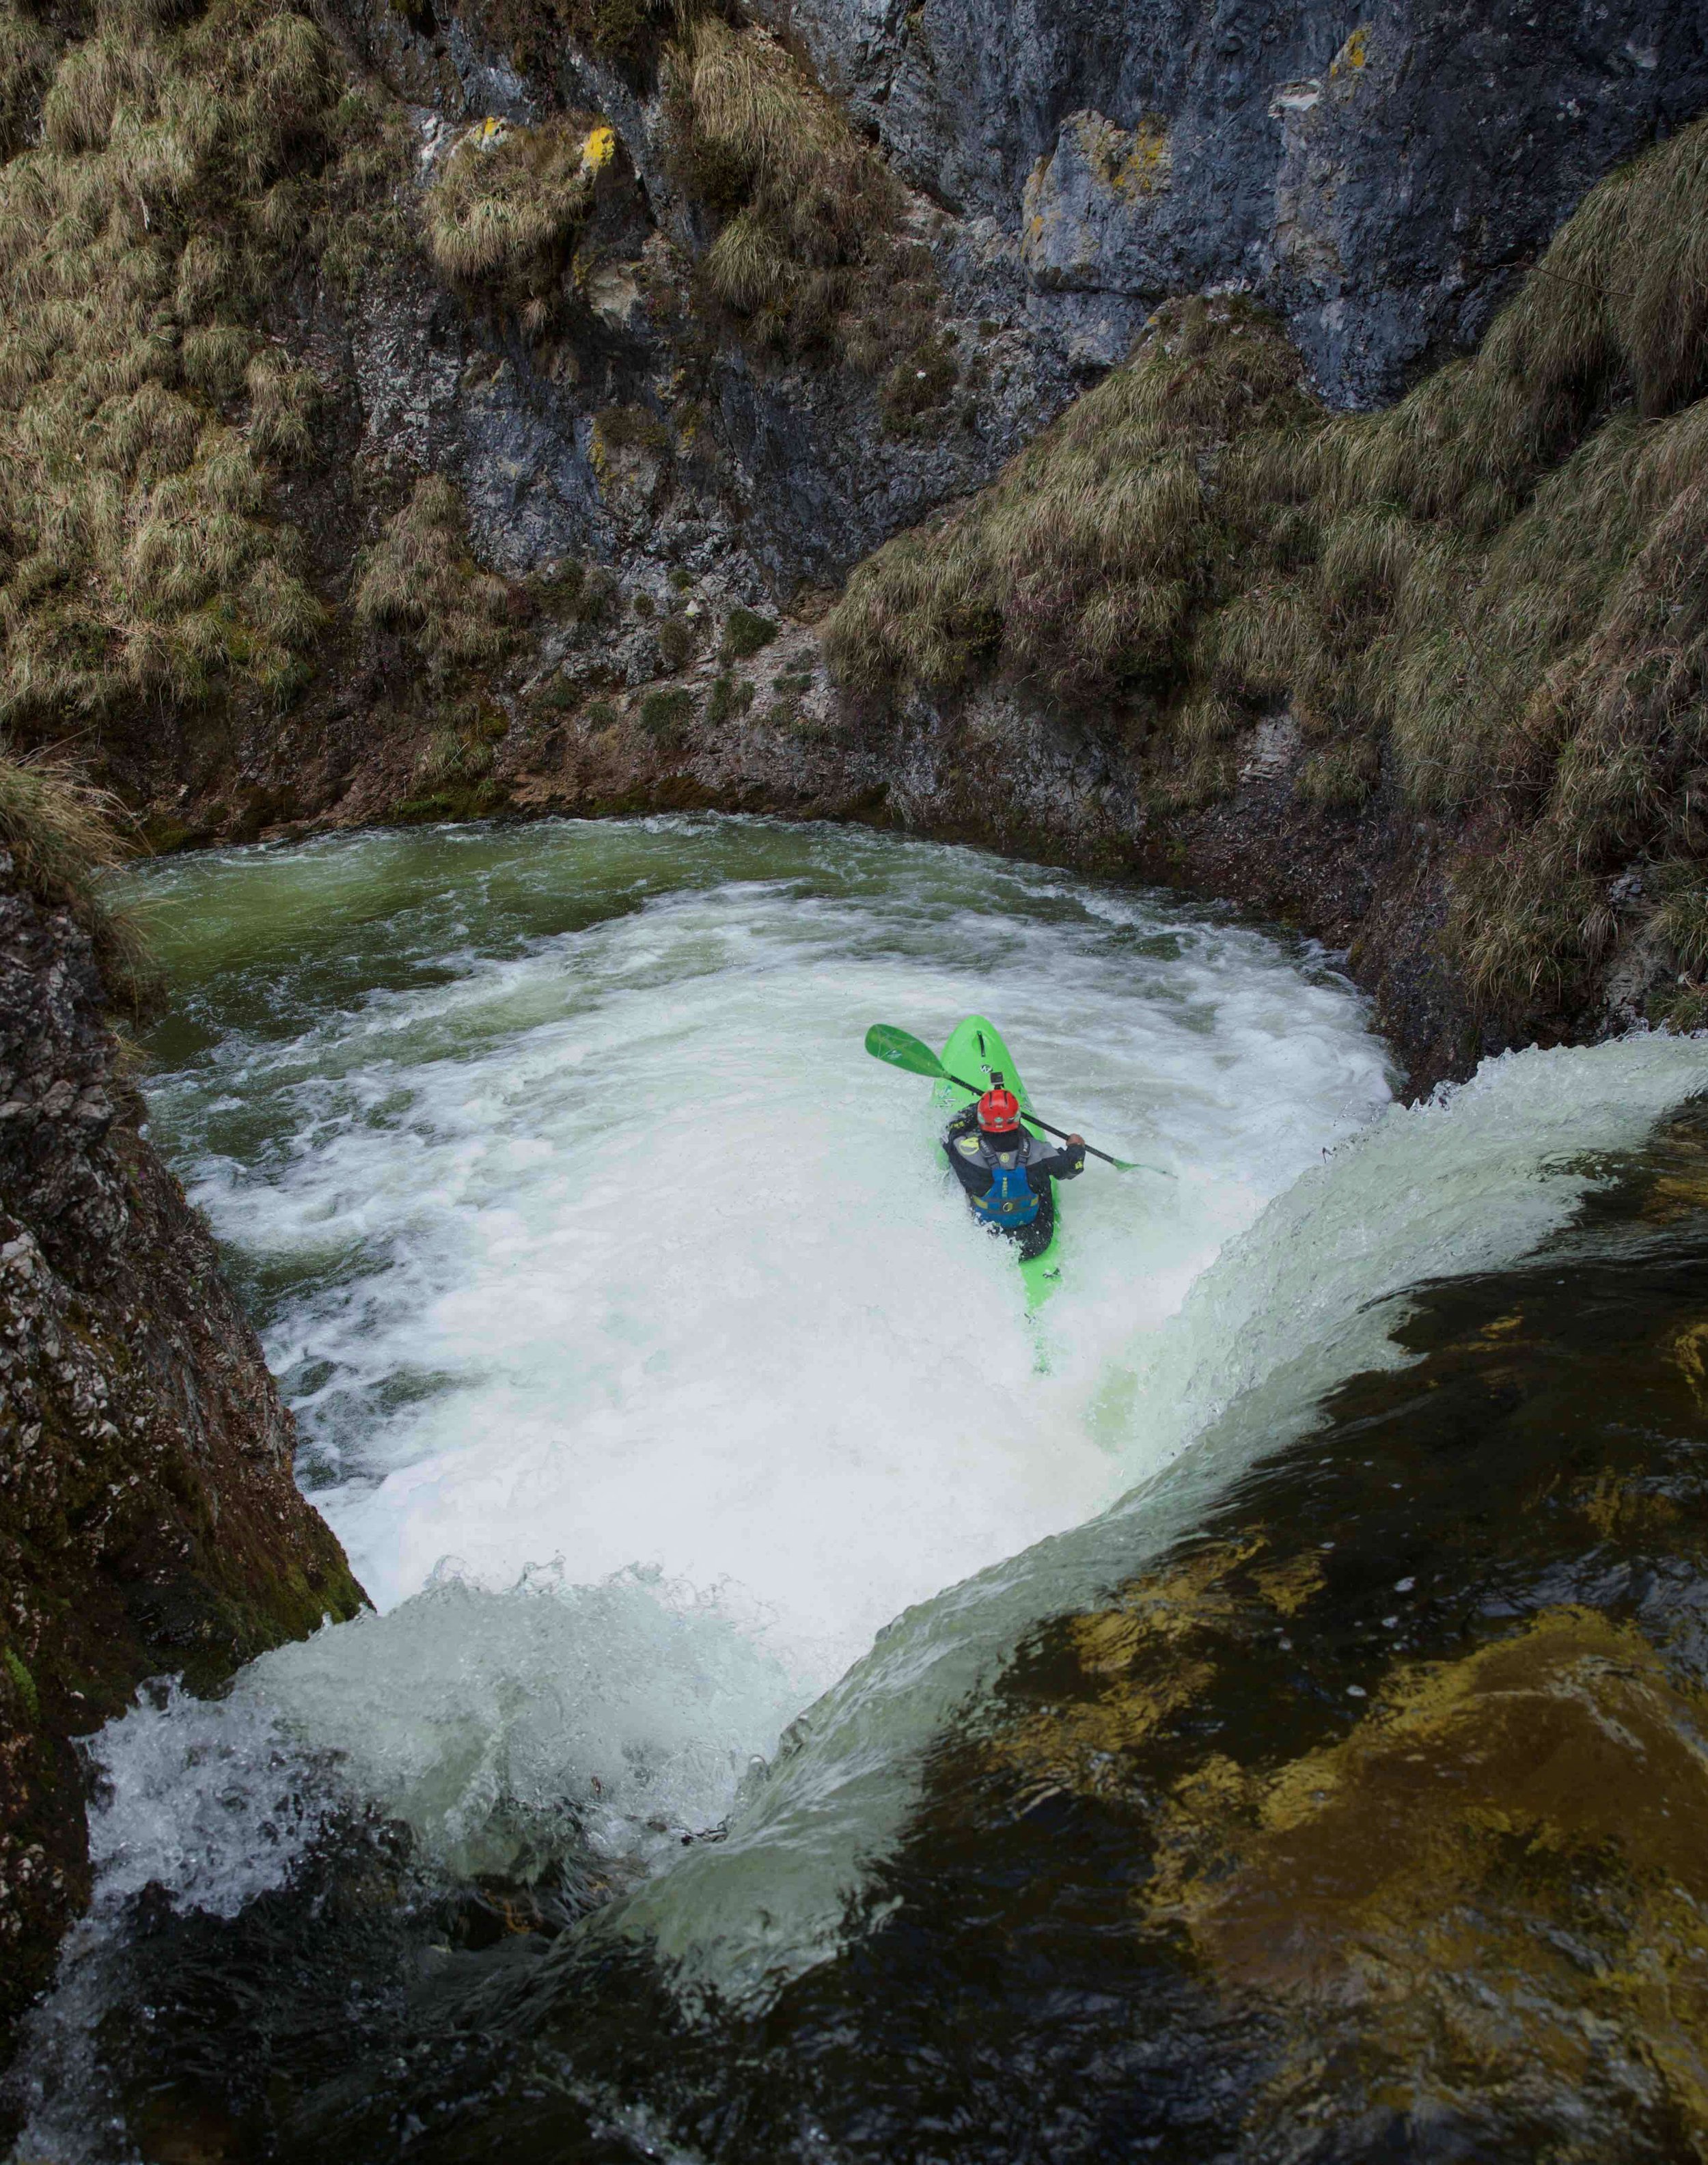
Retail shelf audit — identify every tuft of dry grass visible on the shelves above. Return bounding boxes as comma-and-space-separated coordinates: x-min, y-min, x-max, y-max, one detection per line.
827, 114, 1708, 1034
424, 114, 604, 321
827, 295, 1314, 704
0, 743, 152, 1001
352, 473, 514, 687
0, 0, 406, 751
663, 15, 946, 389
0, 0, 60, 158
473, 0, 677, 88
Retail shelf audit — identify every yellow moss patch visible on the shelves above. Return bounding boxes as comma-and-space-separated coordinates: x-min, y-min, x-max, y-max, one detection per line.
981, 1541, 1263, 1800
1251, 1549, 1324, 1619
1670, 1319, 1708, 1414
1575, 1472, 1681, 1539
1147, 1609, 1708, 2133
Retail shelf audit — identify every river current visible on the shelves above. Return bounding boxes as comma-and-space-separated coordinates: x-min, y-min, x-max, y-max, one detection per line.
10, 816, 1708, 2161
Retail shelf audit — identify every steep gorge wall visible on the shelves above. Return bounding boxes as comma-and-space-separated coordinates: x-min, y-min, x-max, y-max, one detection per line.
1, 0, 1707, 2066
5, 0, 1704, 887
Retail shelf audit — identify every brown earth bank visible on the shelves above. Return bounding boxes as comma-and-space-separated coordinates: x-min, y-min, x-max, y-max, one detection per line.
0, 837, 366, 2086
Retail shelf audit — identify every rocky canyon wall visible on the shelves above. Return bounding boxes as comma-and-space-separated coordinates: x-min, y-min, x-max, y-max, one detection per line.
0, 836, 365, 2073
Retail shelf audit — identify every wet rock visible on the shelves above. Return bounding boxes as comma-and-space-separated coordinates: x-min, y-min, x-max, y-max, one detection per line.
0, 861, 366, 2086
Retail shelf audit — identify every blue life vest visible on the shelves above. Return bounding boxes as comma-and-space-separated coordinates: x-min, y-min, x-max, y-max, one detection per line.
972, 1151, 1040, 1228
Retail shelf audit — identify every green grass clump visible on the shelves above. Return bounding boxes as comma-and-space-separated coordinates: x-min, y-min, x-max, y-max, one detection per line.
826, 113, 1708, 1036
352, 474, 514, 688
596, 402, 670, 454
529, 671, 580, 712
1, 1642, 40, 1725
663, 14, 940, 374
827, 294, 1313, 708
657, 616, 695, 671
424, 114, 605, 333
881, 329, 959, 435
637, 686, 693, 741
721, 605, 777, 659
705, 674, 753, 727
0, 0, 404, 751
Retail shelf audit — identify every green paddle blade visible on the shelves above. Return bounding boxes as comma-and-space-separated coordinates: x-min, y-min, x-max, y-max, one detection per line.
864, 1024, 947, 1080
866, 1021, 1175, 1177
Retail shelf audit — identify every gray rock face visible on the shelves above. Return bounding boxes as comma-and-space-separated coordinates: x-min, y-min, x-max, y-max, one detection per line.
326, 0, 1708, 616
762, 0, 1708, 403
323, 0, 1140, 605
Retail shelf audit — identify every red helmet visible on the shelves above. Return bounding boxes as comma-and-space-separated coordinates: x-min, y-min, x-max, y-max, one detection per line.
977, 1085, 1021, 1135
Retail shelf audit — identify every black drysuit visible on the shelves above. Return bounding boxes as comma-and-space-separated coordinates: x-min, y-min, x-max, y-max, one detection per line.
942, 1107, 1086, 1261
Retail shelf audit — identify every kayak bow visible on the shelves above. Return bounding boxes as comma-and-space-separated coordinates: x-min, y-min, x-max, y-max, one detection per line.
935, 1015, 1063, 1312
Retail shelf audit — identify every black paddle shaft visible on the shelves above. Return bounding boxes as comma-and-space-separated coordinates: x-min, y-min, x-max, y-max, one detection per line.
944, 1068, 1123, 1170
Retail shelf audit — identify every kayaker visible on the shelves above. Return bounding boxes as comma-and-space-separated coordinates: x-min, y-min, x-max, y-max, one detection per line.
944, 1078, 1085, 1261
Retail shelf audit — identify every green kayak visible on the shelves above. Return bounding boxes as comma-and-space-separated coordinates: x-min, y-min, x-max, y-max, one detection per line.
936, 1015, 1063, 1311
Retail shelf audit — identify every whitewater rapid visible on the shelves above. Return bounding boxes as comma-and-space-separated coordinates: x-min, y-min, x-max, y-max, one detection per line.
137, 814, 1388, 1668
14, 819, 1708, 2163
117, 818, 1708, 1891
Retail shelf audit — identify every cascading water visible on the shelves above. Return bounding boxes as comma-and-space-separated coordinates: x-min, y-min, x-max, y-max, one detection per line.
10, 814, 1708, 2163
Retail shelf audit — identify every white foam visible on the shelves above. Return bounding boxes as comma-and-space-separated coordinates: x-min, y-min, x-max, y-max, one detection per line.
611, 1029, 1708, 2001
105, 818, 1393, 1894
6, 1686, 345, 2163
240, 1565, 801, 1877
23, 823, 1706, 2091
79, 1682, 343, 1921
143, 820, 1392, 1718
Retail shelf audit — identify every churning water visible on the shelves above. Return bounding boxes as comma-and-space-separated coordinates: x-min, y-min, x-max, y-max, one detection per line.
13, 816, 1708, 2160
115, 817, 1392, 1861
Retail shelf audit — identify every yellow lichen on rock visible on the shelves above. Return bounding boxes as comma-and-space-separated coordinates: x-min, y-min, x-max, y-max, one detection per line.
1115, 114, 1172, 196
1575, 1470, 1682, 1538
1330, 25, 1370, 77
581, 122, 616, 171
980, 1540, 1263, 1801
1066, 109, 1172, 197
1250, 1549, 1324, 1618
1672, 1318, 1708, 1412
